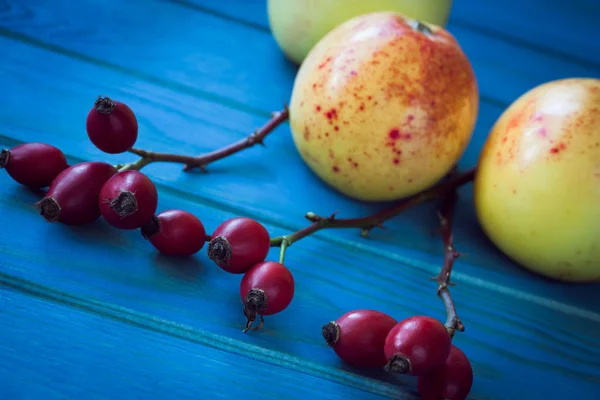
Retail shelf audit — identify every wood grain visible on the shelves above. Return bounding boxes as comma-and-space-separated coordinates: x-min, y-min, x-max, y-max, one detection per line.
1, 0, 599, 399
0, 288, 405, 400
1, 0, 599, 117
1, 137, 599, 399
0, 35, 598, 314
179, 0, 600, 67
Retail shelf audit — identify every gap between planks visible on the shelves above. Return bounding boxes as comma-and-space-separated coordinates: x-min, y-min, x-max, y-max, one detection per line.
0, 272, 417, 400
165, 0, 600, 72
0, 23, 507, 115
0, 27, 271, 120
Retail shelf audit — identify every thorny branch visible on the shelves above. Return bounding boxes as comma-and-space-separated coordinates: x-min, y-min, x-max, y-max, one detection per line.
436, 188, 465, 337
117, 107, 290, 172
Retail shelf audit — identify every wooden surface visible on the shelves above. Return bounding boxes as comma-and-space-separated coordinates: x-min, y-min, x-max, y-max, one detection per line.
1, 0, 599, 399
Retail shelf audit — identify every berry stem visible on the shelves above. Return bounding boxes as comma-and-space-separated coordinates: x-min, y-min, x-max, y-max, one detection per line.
436, 183, 465, 338
117, 157, 153, 172
278, 237, 290, 264
118, 107, 289, 172
270, 167, 475, 250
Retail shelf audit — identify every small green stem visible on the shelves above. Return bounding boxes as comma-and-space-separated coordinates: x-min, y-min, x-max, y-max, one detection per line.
117, 157, 153, 172
269, 167, 476, 248
279, 237, 290, 264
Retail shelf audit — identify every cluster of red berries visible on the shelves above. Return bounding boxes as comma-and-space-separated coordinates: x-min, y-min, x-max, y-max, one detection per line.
323, 310, 473, 400
0, 96, 295, 332
1, 95, 471, 398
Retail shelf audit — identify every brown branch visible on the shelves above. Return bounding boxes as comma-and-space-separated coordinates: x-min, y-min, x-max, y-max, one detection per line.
436, 188, 464, 337
183, 107, 289, 171
269, 167, 476, 248
121, 107, 289, 172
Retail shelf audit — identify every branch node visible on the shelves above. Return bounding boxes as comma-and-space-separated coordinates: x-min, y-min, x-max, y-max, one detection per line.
305, 211, 318, 222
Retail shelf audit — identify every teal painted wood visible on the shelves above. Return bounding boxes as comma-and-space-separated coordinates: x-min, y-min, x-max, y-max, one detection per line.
181, 0, 600, 67
1, 1, 599, 313
0, 288, 401, 400
1, 0, 600, 399
1, 135, 599, 400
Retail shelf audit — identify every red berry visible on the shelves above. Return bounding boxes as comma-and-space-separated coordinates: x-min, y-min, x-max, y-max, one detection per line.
322, 309, 397, 368
86, 96, 138, 154
34, 162, 117, 225
0, 143, 68, 188
239, 261, 294, 332
141, 209, 206, 256
384, 316, 451, 376
98, 170, 158, 230
208, 217, 270, 274
417, 345, 473, 400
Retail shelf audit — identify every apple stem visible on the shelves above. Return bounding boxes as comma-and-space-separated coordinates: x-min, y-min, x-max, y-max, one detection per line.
412, 20, 433, 35
435, 181, 465, 338
117, 107, 290, 172
271, 167, 475, 254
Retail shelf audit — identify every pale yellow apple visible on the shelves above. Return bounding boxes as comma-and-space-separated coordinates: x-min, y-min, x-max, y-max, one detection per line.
473, 78, 600, 283
288, 12, 479, 202
267, 0, 453, 65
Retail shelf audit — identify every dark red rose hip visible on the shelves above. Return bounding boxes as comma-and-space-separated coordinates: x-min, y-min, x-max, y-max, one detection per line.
86, 96, 138, 154
208, 217, 270, 274
34, 161, 117, 225
0, 142, 68, 188
417, 344, 473, 400
322, 309, 397, 368
384, 315, 452, 376
141, 209, 206, 256
99, 170, 158, 230
240, 261, 294, 332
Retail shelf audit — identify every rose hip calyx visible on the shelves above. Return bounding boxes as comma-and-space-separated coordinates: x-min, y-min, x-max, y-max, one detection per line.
207, 236, 232, 267
385, 354, 412, 375
140, 215, 161, 240
94, 96, 116, 114
243, 288, 268, 333
35, 197, 61, 222
321, 321, 341, 347
0, 149, 9, 168
106, 190, 139, 218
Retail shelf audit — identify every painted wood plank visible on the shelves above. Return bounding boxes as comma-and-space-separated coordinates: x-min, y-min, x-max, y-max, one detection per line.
1, 135, 599, 399
1, 35, 599, 315
0, 287, 403, 400
1, 0, 599, 119
179, 0, 600, 67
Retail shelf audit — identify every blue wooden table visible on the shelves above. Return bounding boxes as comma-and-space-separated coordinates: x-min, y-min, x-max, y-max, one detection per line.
1, 1, 599, 399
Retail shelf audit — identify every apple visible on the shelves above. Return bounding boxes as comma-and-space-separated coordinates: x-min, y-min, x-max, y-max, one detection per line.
473, 78, 600, 283
267, 0, 453, 65
287, 11, 479, 202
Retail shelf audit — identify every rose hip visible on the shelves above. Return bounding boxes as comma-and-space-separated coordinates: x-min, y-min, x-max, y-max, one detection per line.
99, 170, 158, 230
86, 96, 138, 154
417, 345, 473, 400
34, 161, 117, 225
141, 209, 206, 256
208, 217, 270, 274
240, 261, 294, 332
384, 316, 451, 376
322, 309, 397, 368
0, 143, 68, 188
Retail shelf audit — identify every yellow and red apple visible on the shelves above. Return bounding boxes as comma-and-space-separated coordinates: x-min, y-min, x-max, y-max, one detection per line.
288, 11, 479, 202
474, 78, 600, 282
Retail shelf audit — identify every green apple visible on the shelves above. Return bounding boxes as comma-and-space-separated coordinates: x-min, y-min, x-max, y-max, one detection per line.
473, 78, 600, 283
267, 0, 453, 65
